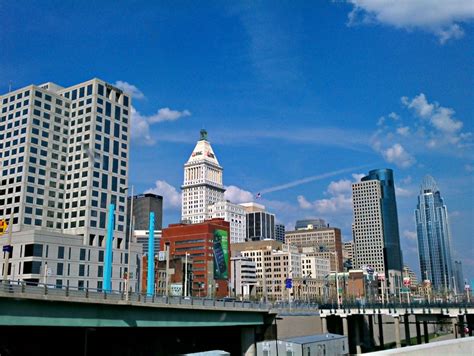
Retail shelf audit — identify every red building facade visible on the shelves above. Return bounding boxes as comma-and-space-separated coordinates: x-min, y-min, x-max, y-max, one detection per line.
161, 218, 230, 298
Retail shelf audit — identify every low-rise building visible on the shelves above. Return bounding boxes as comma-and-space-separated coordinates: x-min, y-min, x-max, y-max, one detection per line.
161, 218, 230, 298
230, 256, 257, 299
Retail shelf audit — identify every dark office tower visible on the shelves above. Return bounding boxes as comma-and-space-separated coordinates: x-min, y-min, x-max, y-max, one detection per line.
128, 193, 163, 230
453, 261, 464, 296
275, 224, 285, 243
415, 176, 454, 292
352, 168, 403, 295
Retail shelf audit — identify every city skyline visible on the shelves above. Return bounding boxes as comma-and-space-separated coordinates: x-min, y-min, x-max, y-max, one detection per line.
1, 2, 473, 283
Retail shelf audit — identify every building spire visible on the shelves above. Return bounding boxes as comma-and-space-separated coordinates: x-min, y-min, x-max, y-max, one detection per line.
200, 129, 208, 141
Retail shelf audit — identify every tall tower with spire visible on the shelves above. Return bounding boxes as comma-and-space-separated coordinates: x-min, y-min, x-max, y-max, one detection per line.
415, 175, 454, 292
181, 130, 225, 223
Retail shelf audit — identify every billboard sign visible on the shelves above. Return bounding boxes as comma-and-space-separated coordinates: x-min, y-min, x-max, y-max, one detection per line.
213, 229, 229, 280
170, 283, 183, 296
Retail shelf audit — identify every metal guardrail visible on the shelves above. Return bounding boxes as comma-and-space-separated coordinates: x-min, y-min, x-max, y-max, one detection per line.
318, 301, 474, 312
0, 281, 274, 311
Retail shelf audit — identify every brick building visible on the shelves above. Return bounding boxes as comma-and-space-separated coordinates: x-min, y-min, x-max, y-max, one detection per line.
161, 218, 230, 298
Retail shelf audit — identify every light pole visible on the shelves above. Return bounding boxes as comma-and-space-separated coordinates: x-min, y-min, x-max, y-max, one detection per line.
184, 252, 190, 297
121, 186, 135, 301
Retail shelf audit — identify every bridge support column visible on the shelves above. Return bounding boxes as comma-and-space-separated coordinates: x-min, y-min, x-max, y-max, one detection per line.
378, 314, 384, 349
404, 315, 411, 346
459, 315, 465, 338
368, 315, 374, 349
241, 327, 256, 356
321, 317, 328, 334
354, 317, 362, 354
423, 321, 429, 344
452, 317, 458, 339
394, 316, 401, 348
415, 317, 422, 344
342, 316, 348, 337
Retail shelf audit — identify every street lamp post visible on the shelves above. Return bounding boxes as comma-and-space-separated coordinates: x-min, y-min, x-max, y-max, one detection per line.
121, 186, 134, 301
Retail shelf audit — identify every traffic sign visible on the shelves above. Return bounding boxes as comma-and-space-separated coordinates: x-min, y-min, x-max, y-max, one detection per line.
401, 287, 410, 293
2, 245, 12, 253
158, 251, 166, 261
403, 277, 411, 286
285, 278, 292, 289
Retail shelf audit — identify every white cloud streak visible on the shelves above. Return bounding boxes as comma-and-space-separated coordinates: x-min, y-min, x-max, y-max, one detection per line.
259, 165, 371, 195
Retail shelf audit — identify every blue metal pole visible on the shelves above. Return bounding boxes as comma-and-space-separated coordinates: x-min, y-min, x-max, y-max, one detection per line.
103, 204, 115, 292
147, 212, 155, 296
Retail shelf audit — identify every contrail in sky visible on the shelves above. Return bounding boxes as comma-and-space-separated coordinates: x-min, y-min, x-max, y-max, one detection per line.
258, 165, 372, 195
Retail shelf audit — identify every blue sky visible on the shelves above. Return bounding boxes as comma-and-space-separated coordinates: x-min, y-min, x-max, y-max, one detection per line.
1, 1, 473, 283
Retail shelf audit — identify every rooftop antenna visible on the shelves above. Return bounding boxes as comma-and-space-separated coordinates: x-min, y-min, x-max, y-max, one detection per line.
8, 81, 12, 92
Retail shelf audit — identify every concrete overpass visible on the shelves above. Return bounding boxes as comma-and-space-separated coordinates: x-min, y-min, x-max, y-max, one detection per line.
0, 283, 276, 355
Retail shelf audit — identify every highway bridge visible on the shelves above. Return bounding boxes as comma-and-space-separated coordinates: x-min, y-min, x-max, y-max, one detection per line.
1, 282, 473, 355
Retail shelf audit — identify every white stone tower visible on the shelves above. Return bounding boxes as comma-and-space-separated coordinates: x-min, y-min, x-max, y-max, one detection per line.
181, 129, 225, 223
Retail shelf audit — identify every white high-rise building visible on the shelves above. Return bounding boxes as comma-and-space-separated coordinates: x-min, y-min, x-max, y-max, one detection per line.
352, 179, 385, 275
208, 200, 246, 243
0, 79, 139, 291
352, 169, 403, 295
181, 129, 225, 224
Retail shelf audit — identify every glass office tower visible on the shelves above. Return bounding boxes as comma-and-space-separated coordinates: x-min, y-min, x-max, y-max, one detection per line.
415, 175, 453, 292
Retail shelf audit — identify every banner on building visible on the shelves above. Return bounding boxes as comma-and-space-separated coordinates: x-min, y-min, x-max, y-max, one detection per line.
213, 229, 229, 279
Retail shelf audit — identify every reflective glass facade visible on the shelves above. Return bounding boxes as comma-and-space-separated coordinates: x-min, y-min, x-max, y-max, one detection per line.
415, 175, 453, 292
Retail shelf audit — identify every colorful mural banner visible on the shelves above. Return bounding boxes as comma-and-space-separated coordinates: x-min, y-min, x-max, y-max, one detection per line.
213, 229, 229, 279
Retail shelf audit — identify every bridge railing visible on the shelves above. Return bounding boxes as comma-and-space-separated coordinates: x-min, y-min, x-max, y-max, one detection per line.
0, 280, 273, 311
318, 301, 474, 312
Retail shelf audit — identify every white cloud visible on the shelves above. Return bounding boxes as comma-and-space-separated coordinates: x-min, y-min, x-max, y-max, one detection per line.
346, 0, 474, 43
130, 106, 192, 145
388, 112, 400, 121
396, 126, 410, 136
373, 93, 472, 164
403, 230, 417, 241
327, 179, 352, 195
437, 23, 465, 44
130, 107, 155, 145
395, 186, 413, 197
297, 195, 313, 210
401, 93, 434, 118
147, 107, 191, 124
114, 81, 145, 100
224, 185, 254, 204
351, 173, 365, 182
313, 194, 353, 214
145, 180, 181, 210
381, 143, 416, 168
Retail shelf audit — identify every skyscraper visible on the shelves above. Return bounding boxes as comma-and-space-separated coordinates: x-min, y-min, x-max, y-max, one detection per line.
0, 79, 138, 290
415, 175, 454, 292
181, 129, 224, 224
352, 168, 403, 294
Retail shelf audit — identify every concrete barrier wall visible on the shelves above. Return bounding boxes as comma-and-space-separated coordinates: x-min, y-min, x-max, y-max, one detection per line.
367, 336, 474, 355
